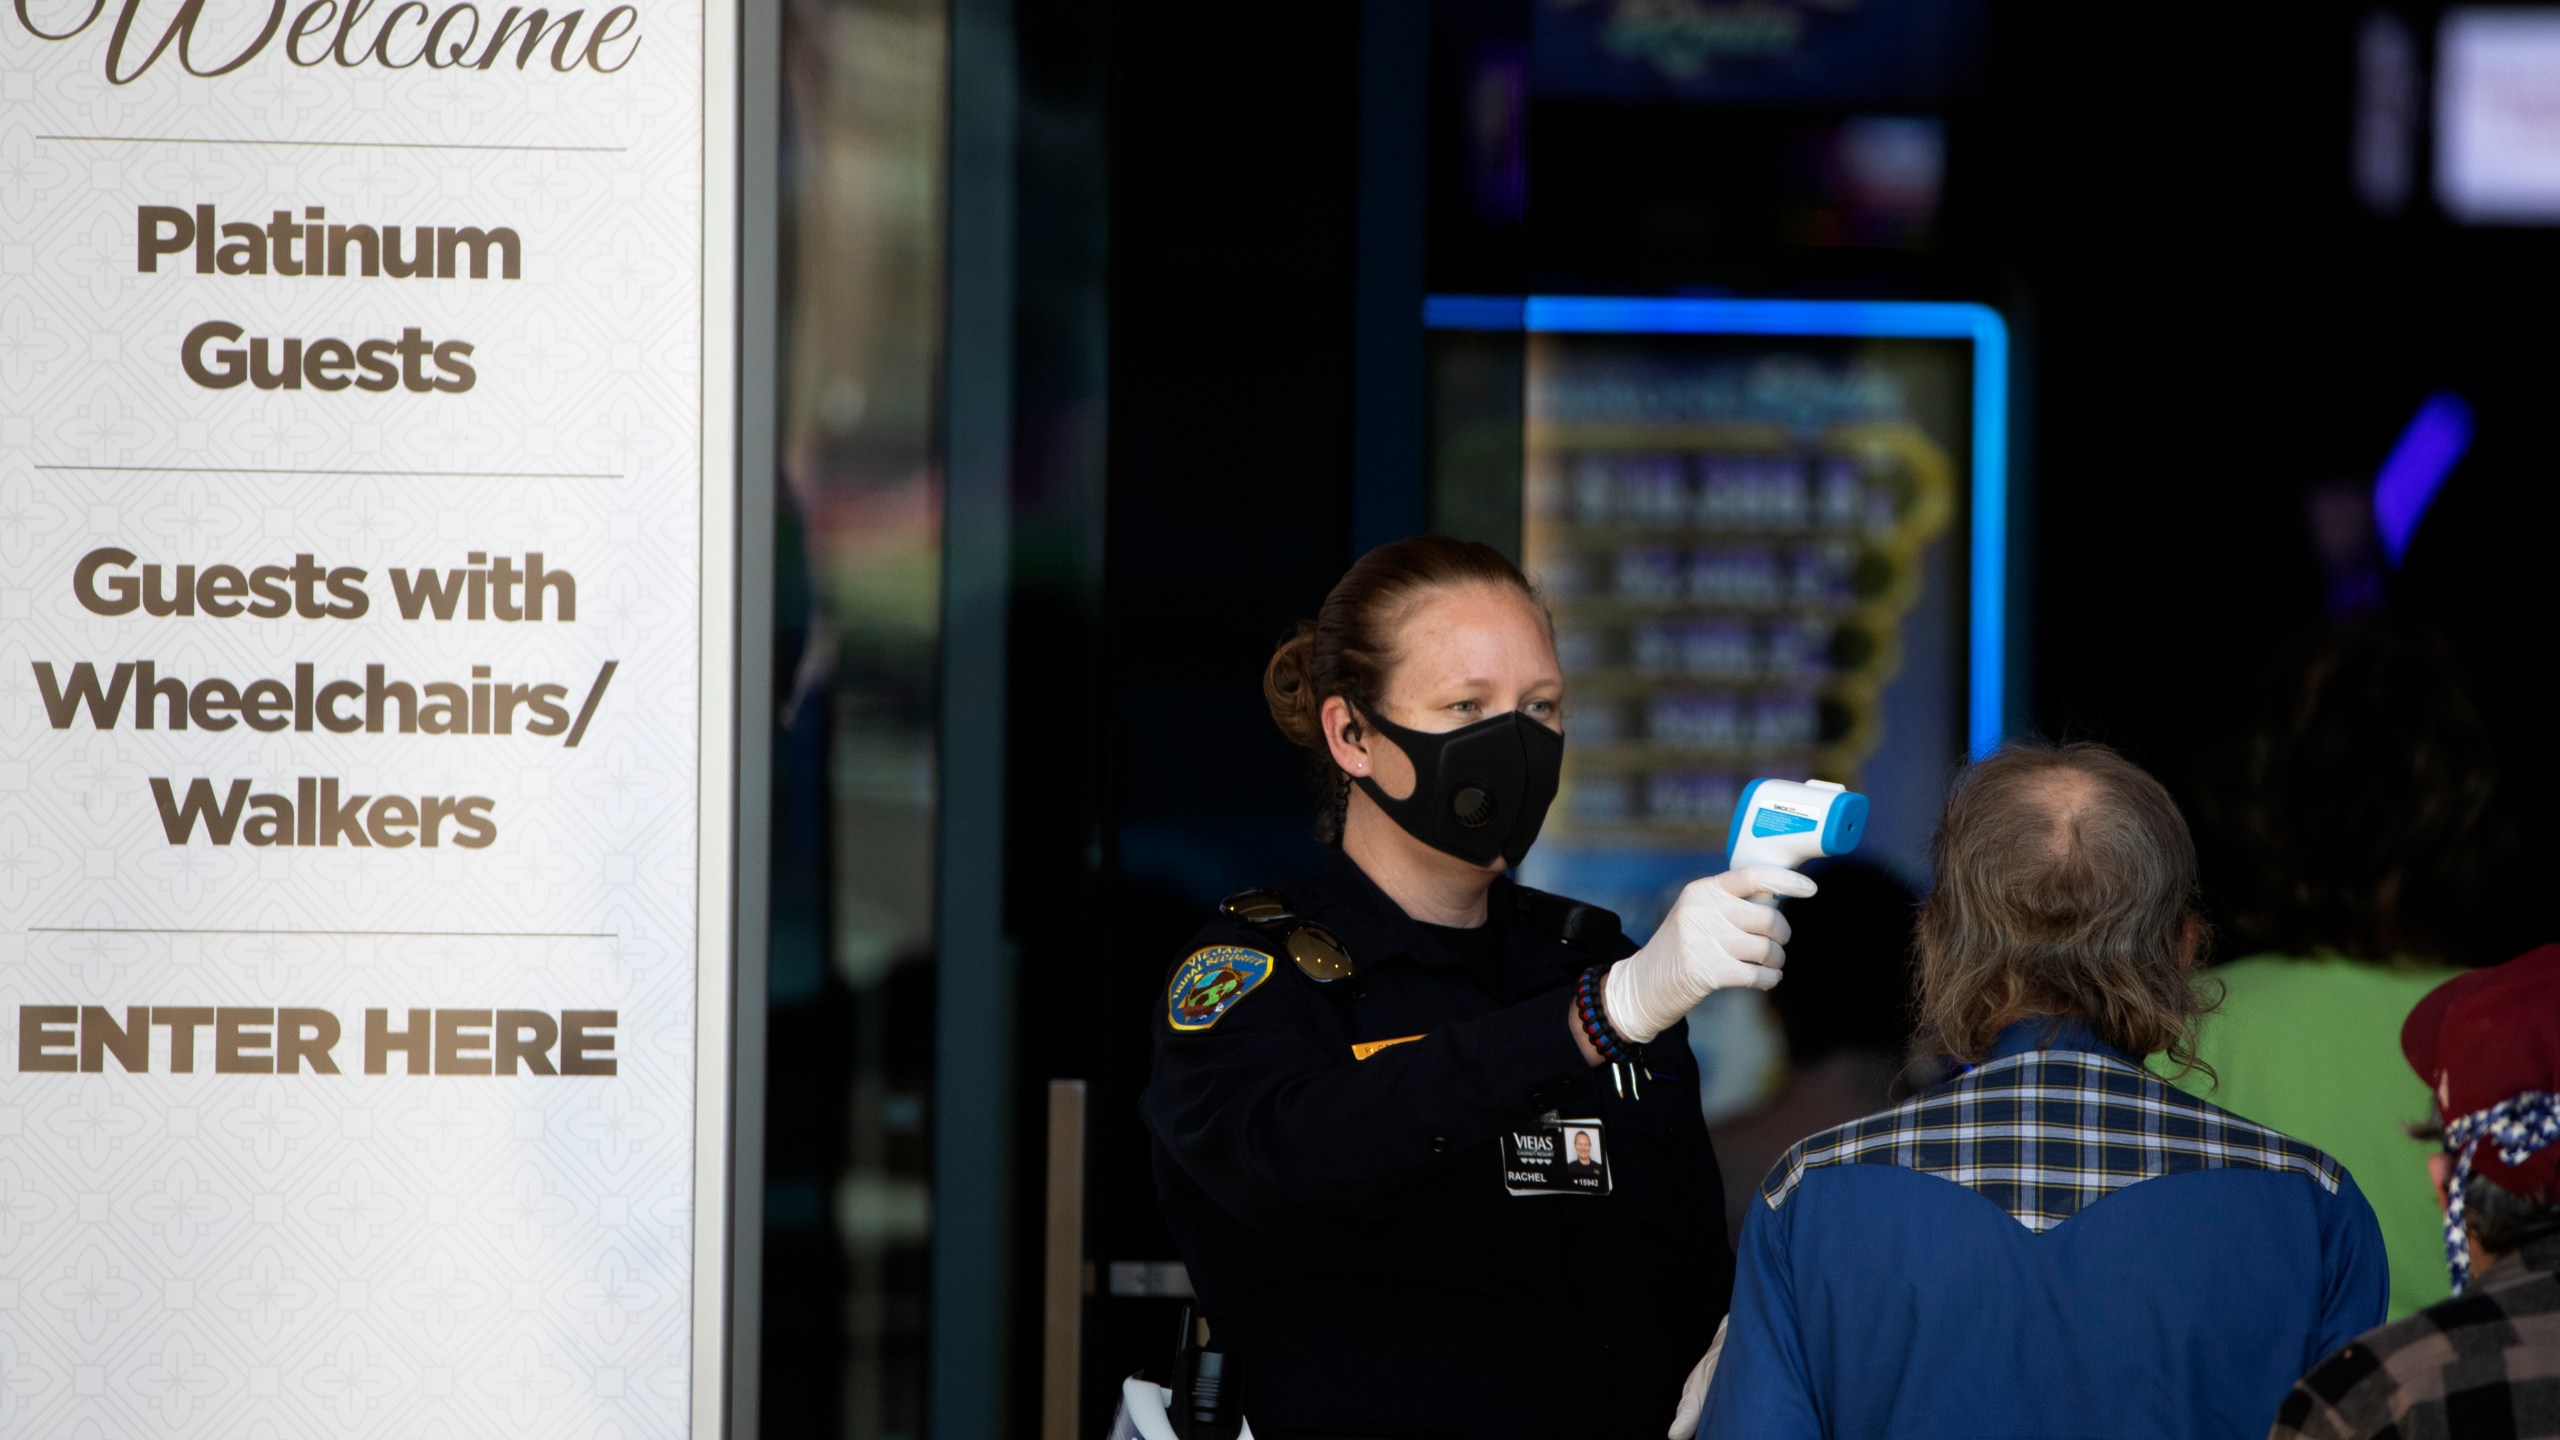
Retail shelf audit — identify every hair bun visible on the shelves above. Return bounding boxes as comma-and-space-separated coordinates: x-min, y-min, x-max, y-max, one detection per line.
1263, 623, 1324, 750
1267, 536, 1545, 840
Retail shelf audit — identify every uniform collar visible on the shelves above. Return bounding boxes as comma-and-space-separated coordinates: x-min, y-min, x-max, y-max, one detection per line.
1986, 1015, 2137, 1065
1312, 846, 1502, 970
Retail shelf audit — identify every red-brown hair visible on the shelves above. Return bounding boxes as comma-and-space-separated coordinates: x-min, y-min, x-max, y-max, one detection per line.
1263, 536, 1545, 839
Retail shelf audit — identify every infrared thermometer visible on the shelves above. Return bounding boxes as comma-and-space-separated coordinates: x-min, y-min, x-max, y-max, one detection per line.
1725, 777, 1869, 903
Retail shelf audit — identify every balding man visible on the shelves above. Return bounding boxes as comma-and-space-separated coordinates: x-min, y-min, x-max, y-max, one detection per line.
1685, 743, 2386, 1440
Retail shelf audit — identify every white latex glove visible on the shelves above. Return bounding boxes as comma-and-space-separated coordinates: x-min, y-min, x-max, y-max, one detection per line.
1666, 1316, 1729, 1440
1603, 867, 1814, 1044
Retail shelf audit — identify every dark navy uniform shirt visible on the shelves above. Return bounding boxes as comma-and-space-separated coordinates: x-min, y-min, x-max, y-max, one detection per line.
1142, 848, 1734, 1439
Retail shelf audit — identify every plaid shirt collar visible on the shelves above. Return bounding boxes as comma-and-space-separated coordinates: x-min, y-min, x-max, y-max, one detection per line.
1765, 1018, 2343, 1232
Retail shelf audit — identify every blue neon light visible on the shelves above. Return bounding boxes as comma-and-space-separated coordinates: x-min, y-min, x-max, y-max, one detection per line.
1422, 294, 1527, 330
2372, 392, 2471, 567
1425, 294, 2012, 759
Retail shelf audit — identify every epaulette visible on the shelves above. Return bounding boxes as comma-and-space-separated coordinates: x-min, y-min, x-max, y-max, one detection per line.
1218, 888, 1356, 983
1509, 884, 1626, 949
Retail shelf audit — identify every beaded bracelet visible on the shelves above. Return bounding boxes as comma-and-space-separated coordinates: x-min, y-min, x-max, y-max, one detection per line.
1574, 963, 1639, 1065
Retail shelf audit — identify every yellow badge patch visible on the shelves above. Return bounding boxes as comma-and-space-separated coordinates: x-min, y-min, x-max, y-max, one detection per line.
1350, 1034, 1425, 1061
1167, 945, 1275, 1031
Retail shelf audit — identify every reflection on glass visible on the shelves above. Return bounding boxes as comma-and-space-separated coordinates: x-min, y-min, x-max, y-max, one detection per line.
1434, 329, 1971, 930
772, 0, 944, 1434
1521, 335, 1959, 864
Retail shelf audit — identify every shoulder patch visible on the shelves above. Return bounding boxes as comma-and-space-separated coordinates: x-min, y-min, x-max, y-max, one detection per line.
1167, 945, 1276, 1031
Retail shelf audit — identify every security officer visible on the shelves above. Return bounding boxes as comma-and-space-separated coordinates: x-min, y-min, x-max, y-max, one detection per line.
1143, 537, 1814, 1439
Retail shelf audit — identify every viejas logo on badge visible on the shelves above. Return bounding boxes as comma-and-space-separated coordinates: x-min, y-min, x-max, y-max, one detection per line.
10, 0, 641, 82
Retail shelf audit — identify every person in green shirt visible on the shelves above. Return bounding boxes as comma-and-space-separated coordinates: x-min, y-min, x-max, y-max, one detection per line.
2166, 622, 2507, 1320
2178, 956, 2462, 1318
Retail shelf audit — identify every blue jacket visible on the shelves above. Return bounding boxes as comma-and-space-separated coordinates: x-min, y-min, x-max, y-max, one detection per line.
1702, 1019, 2389, 1439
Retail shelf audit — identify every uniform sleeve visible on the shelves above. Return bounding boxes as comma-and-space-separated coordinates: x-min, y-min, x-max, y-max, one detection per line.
2314, 1172, 2391, 1364
1140, 933, 1597, 1237
1659, 1015, 1737, 1319
1695, 1183, 1822, 1440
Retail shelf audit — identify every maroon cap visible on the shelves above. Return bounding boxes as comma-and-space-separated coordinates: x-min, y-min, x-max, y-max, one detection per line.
2402, 943, 2560, 1202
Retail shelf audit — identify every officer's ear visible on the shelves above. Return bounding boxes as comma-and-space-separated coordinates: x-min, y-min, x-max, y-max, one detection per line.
1321, 695, 1368, 779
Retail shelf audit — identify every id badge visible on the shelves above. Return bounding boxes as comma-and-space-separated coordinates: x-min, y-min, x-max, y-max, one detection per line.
1499, 1117, 1610, 1197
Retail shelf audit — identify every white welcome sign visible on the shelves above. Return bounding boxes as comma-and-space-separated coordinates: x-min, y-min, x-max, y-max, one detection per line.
0, 0, 738, 1429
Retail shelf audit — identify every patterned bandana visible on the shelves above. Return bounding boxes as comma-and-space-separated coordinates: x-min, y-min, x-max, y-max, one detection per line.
2443, 1090, 2560, 1293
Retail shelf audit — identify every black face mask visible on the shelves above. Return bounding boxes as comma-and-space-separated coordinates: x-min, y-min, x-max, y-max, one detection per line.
1351, 706, 1565, 868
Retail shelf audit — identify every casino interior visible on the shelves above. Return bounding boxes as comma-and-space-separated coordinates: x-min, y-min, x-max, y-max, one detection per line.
753, 1, 2560, 1435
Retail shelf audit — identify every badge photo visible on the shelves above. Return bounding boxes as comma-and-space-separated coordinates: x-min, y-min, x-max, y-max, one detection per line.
1167, 945, 1275, 1031
1499, 1117, 1611, 1197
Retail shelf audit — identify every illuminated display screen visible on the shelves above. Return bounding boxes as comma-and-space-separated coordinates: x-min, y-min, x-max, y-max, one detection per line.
1529, 0, 1988, 105
2438, 8, 2560, 223
1427, 297, 2007, 930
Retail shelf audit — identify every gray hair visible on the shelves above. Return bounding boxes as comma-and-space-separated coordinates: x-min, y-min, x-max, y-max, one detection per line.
2466, 1173, 2560, 1258
1915, 742, 2216, 1068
